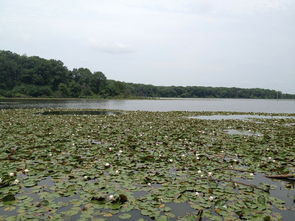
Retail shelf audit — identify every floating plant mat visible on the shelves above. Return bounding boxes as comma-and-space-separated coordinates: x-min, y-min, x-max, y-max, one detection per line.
189, 114, 295, 120
38, 110, 121, 116
0, 109, 295, 220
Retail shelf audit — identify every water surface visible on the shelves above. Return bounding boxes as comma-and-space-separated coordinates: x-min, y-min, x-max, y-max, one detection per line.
224, 129, 263, 136
1, 98, 295, 113
38, 110, 120, 116
190, 114, 295, 120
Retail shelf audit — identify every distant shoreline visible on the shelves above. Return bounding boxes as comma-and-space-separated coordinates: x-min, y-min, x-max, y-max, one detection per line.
1, 50, 295, 99
1, 96, 295, 100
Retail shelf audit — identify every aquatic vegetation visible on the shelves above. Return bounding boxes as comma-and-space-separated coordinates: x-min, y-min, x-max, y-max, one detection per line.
0, 109, 294, 220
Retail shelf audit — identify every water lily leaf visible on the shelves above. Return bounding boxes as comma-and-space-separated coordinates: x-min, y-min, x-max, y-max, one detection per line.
62, 206, 80, 216
37, 200, 49, 207
23, 181, 37, 188
91, 196, 106, 204
0, 109, 294, 220
5, 216, 17, 221
2, 194, 15, 202
118, 213, 132, 219
110, 203, 121, 210
156, 215, 168, 221
257, 196, 266, 205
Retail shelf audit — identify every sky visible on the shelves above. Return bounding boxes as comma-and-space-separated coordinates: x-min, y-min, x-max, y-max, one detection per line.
0, 0, 295, 93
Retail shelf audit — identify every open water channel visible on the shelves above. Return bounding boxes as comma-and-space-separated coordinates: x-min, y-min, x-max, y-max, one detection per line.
0, 98, 295, 113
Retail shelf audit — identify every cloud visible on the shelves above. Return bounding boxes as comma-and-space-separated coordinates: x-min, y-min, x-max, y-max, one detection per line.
119, 0, 293, 15
21, 34, 32, 42
217, 0, 292, 14
1, 0, 295, 93
87, 38, 135, 54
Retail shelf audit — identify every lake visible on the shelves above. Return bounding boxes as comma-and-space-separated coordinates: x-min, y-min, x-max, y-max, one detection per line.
1, 98, 295, 113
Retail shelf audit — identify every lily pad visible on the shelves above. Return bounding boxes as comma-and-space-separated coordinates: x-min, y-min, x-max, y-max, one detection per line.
118, 213, 132, 219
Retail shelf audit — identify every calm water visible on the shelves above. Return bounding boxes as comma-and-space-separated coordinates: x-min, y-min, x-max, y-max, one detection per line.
1, 98, 295, 113
190, 114, 295, 120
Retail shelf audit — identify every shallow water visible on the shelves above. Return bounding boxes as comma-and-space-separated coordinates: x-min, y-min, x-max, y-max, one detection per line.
1, 173, 294, 220
239, 173, 295, 221
224, 129, 263, 136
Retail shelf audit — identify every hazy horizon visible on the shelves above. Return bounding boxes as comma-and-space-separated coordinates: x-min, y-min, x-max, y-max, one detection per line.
1, 0, 295, 93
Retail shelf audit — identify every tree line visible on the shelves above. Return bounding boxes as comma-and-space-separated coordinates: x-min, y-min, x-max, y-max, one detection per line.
0, 50, 294, 99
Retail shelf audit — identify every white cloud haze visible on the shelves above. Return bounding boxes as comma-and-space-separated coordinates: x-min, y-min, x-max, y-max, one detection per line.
0, 0, 294, 93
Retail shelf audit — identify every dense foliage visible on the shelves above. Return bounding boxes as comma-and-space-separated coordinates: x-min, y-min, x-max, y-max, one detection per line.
0, 51, 106, 98
1, 50, 294, 99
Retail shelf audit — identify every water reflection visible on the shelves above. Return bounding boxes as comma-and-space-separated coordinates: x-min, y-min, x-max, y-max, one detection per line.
38, 110, 120, 116
1, 98, 295, 113
190, 114, 295, 120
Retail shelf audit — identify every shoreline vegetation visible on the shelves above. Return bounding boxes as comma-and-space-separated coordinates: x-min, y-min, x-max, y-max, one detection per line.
1, 50, 295, 100
0, 109, 294, 220
2, 96, 295, 101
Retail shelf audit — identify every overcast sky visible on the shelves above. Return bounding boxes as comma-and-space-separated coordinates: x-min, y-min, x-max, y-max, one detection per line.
1, 0, 294, 93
